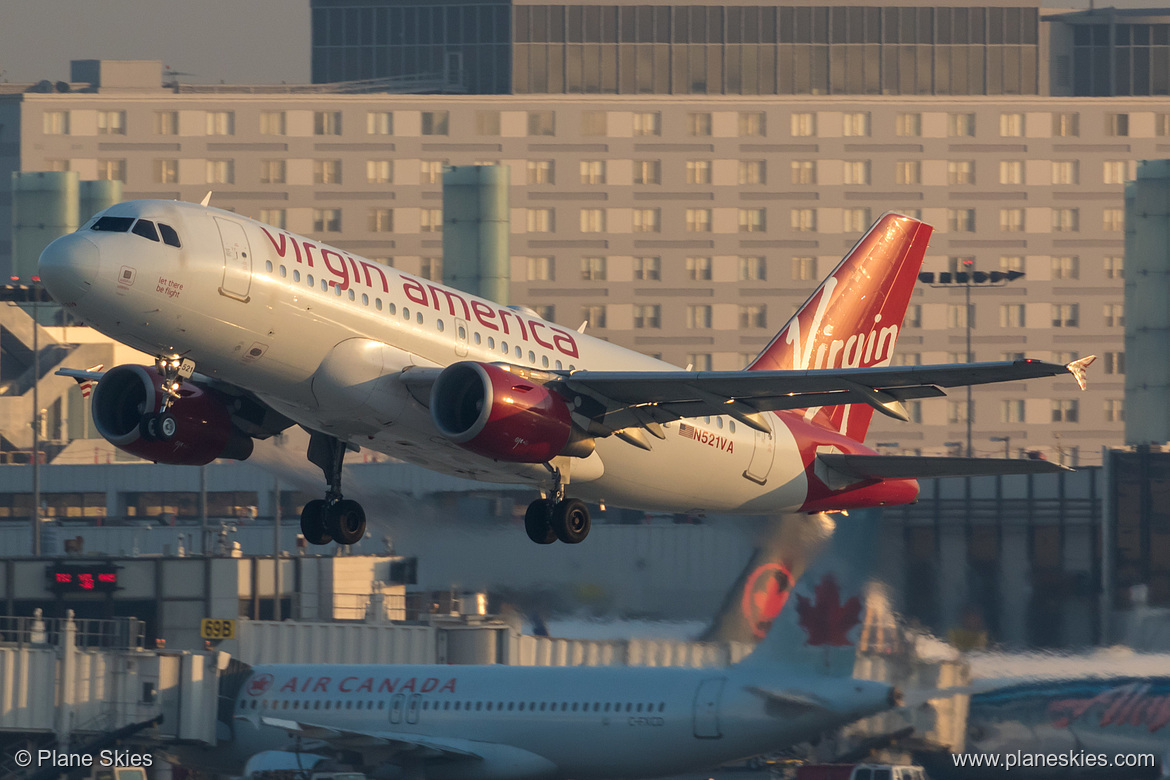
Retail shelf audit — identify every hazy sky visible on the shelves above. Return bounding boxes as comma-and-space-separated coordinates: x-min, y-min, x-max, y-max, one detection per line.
0, 0, 310, 85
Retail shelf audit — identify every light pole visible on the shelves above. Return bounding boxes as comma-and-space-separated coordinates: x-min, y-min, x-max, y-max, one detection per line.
990, 435, 1011, 458
30, 276, 40, 556
919, 267, 1025, 458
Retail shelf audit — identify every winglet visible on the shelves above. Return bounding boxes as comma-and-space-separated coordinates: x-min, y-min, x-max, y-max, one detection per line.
1066, 355, 1096, 391
200, 191, 213, 207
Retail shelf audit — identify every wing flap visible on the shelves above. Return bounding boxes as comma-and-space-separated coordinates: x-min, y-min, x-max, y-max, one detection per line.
818, 454, 1071, 480
258, 716, 484, 761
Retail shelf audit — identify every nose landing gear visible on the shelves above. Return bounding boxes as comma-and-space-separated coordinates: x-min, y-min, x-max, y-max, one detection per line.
301, 431, 367, 546
524, 467, 591, 545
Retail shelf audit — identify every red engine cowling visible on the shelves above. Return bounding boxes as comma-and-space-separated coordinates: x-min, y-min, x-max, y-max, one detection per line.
90, 364, 254, 465
430, 361, 592, 462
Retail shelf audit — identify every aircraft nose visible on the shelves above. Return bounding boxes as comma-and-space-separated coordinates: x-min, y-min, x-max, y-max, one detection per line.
39, 233, 100, 304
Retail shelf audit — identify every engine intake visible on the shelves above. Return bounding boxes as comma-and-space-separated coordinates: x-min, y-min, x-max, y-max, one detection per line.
430, 361, 592, 462
90, 364, 253, 465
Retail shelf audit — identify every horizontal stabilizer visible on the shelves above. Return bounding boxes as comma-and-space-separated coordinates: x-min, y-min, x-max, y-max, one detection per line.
745, 685, 831, 713
819, 454, 1071, 481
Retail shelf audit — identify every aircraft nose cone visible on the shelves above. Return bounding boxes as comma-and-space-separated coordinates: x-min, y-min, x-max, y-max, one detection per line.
39, 233, 100, 304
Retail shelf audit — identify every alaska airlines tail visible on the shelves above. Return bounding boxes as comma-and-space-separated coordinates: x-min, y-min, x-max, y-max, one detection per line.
747, 213, 933, 442
736, 509, 881, 677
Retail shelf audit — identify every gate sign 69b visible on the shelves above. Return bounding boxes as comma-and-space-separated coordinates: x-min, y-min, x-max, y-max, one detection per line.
200, 618, 236, 639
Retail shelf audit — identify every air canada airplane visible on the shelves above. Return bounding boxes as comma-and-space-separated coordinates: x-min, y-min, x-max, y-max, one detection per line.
40, 201, 1092, 547
170, 512, 899, 780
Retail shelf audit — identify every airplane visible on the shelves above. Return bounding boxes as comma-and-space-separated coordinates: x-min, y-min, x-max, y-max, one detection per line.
39, 202, 1093, 547
165, 511, 902, 780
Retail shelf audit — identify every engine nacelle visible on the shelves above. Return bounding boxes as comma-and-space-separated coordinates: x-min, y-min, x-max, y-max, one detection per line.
90, 364, 254, 465
430, 361, 592, 462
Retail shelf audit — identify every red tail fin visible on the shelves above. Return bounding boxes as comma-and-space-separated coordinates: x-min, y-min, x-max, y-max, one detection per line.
747, 213, 933, 441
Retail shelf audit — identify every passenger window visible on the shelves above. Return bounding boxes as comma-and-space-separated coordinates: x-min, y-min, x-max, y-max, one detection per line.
403, 307, 410, 319
556, 360, 563, 370
348, 289, 355, 301
502, 341, 509, 353
158, 223, 182, 247
437, 319, 445, 332
362, 293, 368, 305
91, 216, 134, 232
131, 219, 160, 241
542, 355, 549, 368
265, 260, 273, 273
376, 299, 383, 310
715, 417, 723, 429
515, 346, 522, 358
320, 279, 328, 291
416, 312, 423, 324
528, 351, 535, 363
388, 303, 396, 315
474, 332, 481, 345
308, 275, 315, 286
334, 284, 343, 296
293, 270, 301, 282
280, 265, 287, 278
488, 337, 496, 349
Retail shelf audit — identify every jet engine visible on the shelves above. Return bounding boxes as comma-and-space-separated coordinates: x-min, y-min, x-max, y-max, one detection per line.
90, 364, 254, 465
430, 361, 593, 462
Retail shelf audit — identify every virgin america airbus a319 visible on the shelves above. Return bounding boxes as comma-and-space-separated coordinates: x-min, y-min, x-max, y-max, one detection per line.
38, 202, 1092, 547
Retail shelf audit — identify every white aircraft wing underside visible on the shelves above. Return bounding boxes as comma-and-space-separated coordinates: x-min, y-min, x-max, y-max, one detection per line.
259, 715, 484, 761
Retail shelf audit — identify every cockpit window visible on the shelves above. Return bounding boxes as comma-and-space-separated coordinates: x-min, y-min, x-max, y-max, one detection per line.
158, 223, 181, 248
91, 216, 134, 232
131, 219, 160, 242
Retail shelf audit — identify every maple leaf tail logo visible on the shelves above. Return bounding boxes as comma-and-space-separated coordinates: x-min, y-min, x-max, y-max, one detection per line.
794, 573, 862, 648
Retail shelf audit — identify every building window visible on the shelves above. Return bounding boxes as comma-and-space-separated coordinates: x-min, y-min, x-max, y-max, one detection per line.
532, 305, 554, 321
259, 160, 286, 185
1104, 255, 1124, 279
634, 257, 660, 280
1104, 351, 1125, 375
1103, 161, 1129, 184
999, 161, 1024, 185
947, 209, 976, 232
947, 400, 972, 424
259, 209, 286, 229
1000, 113, 1024, 137
632, 208, 661, 233
633, 112, 661, 136
313, 208, 341, 232
739, 208, 766, 233
314, 160, 342, 184
1053, 112, 1079, 137
1103, 208, 1125, 232
947, 161, 975, 185
1103, 303, 1125, 327
686, 160, 711, 184
905, 304, 923, 328
421, 111, 449, 136
97, 110, 126, 135
366, 111, 392, 135
579, 209, 605, 233
526, 160, 554, 185
420, 257, 442, 281
475, 111, 501, 136
1000, 208, 1024, 233
843, 112, 870, 137
739, 112, 765, 137
528, 111, 555, 136
577, 304, 607, 329
1052, 161, 1079, 185
1000, 304, 1026, 328
687, 305, 713, 329
634, 305, 661, 329
154, 159, 178, 184
1104, 399, 1125, 423
1052, 303, 1079, 327
43, 111, 69, 135
1052, 399, 1079, 423
738, 161, 765, 185
892, 352, 922, 366
526, 256, 554, 281
419, 208, 442, 233
791, 209, 816, 232
579, 160, 605, 184
739, 304, 766, 328
896, 161, 921, 185
420, 160, 446, 184
260, 111, 286, 135
369, 208, 394, 232
206, 111, 234, 136
791, 161, 816, 185
895, 113, 922, 137
687, 113, 712, 136
1051, 256, 1079, 279
366, 160, 392, 184
206, 159, 234, 184
947, 304, 973, 329
948, 113, 975, 137
581, 257, 607, 281
686, 209, 712, 232
739, 256, 766, 281
686, 353, 713, 371
96, 159, 125, 182
686, 256, 712, 281
998, 256, 1023, 273
633, 160, 661, 185
843, 208, 871, 233
1106, 113, 1129, 137
1001, 400, 1025, 424
843, 161, 870, 185
581, 111, 607, 136
154, 111, 178, 135
792, 256, 817, 280
1158, 114, 1170, 137
791, 112, 815, 137
1051, 208, 1079, 232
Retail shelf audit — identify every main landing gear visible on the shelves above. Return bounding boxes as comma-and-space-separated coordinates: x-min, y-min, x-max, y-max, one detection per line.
300, 431, 367, 547
138, 354, 193, 442
524, 467, 591, 545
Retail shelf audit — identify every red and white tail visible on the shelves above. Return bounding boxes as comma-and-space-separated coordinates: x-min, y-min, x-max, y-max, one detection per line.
747, 213, 932, 442
71, 364, 104, 398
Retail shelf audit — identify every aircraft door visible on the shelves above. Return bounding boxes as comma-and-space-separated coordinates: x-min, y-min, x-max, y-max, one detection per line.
406, 694, 421, 724
455, 318, 469, 357
215, 217, 252, 302
742, 417, 775, 485
692, 677, 725, 739
389, 693, 406, 724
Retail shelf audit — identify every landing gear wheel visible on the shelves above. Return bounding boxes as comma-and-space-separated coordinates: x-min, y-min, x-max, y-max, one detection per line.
156, 412, 177, 442
551, 498, 590, 544
327, 499, 366, 546
138, 413, 159, 441
300, 499, 332, 545
524, 500, 557, 544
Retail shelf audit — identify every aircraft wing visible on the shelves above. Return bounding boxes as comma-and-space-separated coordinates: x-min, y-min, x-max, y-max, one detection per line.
818, 454, 1071, 479
258, 715, 484, 761
559, 357, 1093, 436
